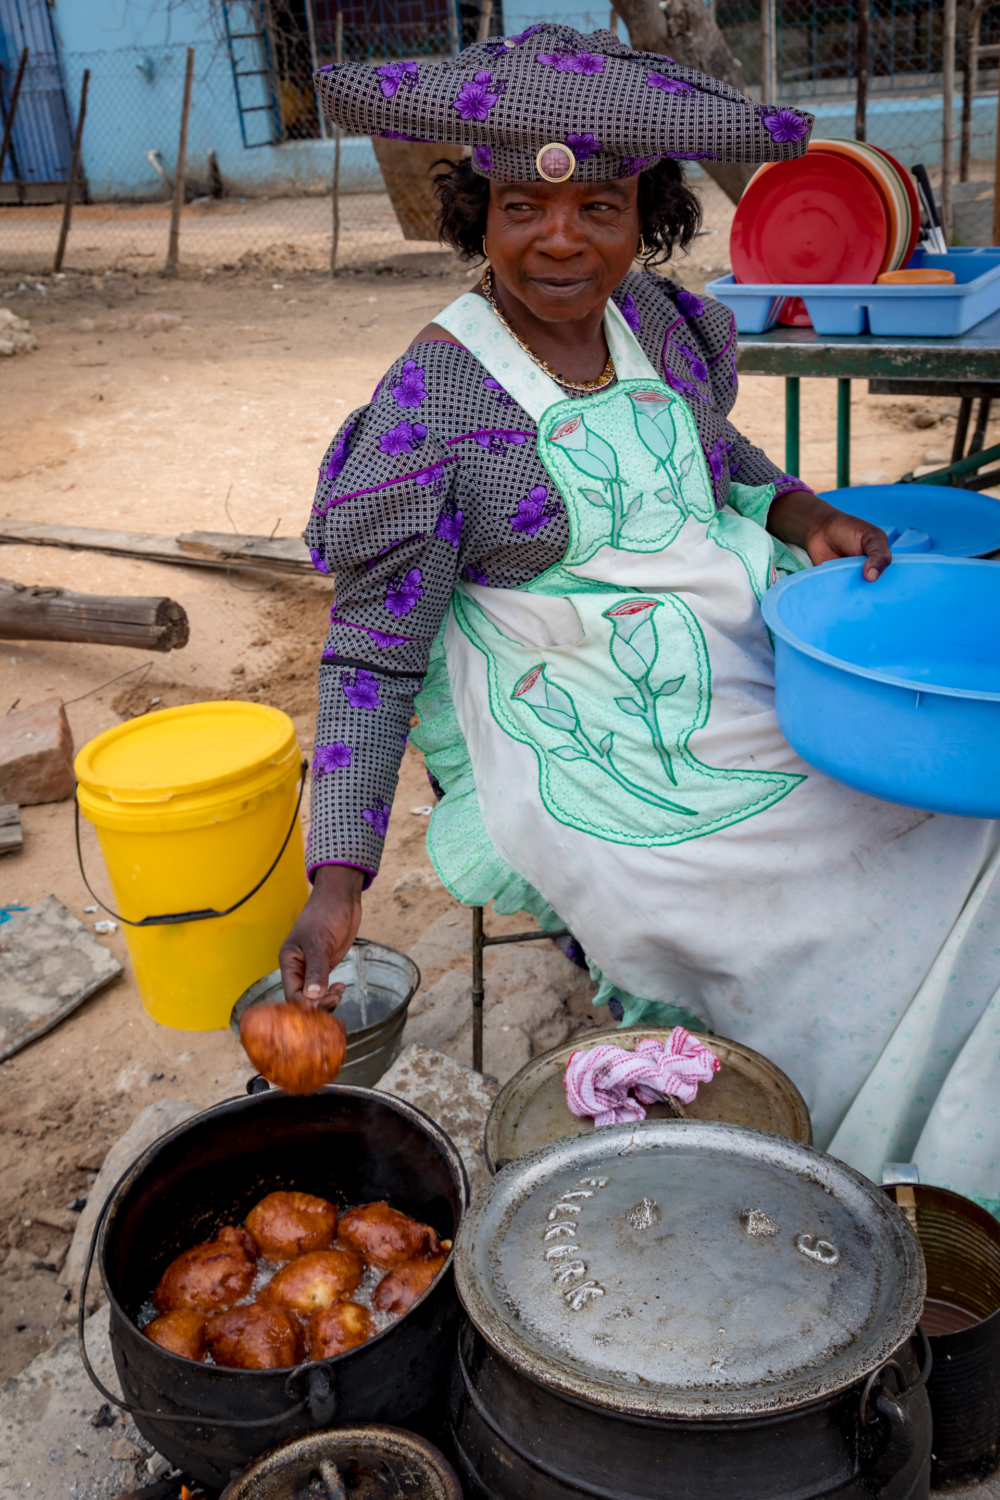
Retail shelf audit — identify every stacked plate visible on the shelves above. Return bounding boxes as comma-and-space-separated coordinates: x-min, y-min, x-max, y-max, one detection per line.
731, 141, 920, 325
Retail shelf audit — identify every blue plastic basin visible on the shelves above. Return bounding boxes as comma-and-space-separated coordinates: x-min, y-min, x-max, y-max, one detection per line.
818, 484, 1000, 558
761, 556, 1000, 817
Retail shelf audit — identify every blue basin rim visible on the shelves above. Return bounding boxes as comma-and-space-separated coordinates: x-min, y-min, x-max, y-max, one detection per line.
760, 557, 1000, 703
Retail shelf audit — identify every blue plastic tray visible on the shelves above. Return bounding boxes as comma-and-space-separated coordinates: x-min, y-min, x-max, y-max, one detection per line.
707, 248, 1000, 337
761, 556, 1000, 817
818, 483, 1000, 557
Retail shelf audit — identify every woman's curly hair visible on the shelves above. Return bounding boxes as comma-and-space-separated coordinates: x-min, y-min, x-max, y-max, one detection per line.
432, 156, 701, 267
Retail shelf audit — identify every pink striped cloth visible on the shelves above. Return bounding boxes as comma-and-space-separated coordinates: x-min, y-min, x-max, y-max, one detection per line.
564, 1031, 721, 1128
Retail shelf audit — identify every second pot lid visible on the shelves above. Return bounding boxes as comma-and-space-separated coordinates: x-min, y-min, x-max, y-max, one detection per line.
454, 1121, 924, 1419
818, 483, 1000, 557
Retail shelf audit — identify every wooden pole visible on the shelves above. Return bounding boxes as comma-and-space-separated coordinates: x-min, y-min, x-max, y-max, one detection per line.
942, 0, 956, 242
855, 0, 869, 141
760, 0, 777, 104
449, 0, 462, 59
0, 46, 28, 184
331, 11, 342, 277
993, 71, 1000, 245
165, 48, 195, 276
477, 0, 493, 44
53, 68, 89, 274
303, 0, 326, 140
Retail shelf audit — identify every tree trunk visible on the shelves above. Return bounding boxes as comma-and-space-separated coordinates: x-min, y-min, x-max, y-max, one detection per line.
0, 579, 189, 651
613, 0, 758, 204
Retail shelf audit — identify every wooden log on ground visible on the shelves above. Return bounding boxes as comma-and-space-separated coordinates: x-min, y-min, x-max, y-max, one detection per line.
0, 578, 189, 651
0, 803, 22, 856
0, 519, 312, 575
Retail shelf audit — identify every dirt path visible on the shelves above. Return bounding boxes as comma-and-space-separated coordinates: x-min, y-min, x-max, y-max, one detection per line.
0, 183, 996, 1379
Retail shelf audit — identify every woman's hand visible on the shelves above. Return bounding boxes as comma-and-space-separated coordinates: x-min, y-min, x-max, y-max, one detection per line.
766, 488, 892, 582
279, 864, 365, 1005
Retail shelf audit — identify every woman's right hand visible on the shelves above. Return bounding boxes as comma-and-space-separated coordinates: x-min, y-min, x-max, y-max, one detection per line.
279, 864, 365, 1004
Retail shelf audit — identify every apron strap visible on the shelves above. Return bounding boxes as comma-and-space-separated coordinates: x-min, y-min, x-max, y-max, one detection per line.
433, 287, 661, 424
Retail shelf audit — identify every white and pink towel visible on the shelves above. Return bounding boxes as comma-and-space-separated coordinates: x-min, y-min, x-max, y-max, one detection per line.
564, 1031, 721, 1128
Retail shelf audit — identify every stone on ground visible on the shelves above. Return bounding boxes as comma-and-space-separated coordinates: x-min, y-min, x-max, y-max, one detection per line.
377, 1043, 498, 1197
0, 896, 122, 1063
0, 698, 75, 805
61, 1098, 197, 1306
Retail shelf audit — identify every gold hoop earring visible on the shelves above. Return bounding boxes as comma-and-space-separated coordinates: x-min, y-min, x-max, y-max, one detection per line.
637, 234, 647, 259
482, 235, 489, 261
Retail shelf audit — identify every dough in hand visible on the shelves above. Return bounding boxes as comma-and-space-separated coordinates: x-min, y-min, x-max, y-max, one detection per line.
240, 994, 346, 1095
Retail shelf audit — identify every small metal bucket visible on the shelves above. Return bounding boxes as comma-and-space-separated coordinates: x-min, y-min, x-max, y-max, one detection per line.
231, 939, 420, 1088
220, 1424, 463, 1500
484, 1025, 812, 1172
883, 1182, 1000, 1488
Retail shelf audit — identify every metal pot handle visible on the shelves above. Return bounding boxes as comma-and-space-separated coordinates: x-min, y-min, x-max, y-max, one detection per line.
859, 1326, 933, 1489
76, 1188, 322, 1429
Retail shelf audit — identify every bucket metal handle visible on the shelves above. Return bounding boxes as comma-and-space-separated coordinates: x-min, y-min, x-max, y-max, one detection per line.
73, 757, 307, 928
77, 1178, 334, 1429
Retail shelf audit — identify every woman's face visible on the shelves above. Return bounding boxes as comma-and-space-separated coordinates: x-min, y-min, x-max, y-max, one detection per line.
485, 176, 641, 324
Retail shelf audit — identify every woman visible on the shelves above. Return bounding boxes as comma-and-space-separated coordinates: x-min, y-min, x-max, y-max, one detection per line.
280, 26, 1000, 1211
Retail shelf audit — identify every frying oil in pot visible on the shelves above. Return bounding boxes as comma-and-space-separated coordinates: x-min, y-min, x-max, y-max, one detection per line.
920, 1297, 981, 1335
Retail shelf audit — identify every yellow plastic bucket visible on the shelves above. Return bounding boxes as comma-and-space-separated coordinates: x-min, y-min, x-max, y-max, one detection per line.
75, 701, 309, 1031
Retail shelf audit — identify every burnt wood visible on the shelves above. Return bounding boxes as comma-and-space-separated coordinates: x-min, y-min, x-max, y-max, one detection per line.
0, 803, 22, 855
0, 578, 189, 651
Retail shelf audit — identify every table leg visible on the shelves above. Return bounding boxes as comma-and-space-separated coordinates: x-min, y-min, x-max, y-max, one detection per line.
471, 905, 484, 1073
785, 376, 800, 475
837, 379, 851, 489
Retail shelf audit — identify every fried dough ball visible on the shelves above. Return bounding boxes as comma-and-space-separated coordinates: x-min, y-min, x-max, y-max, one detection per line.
373, 1253, 448, 1315
152, 1225, 257, 1313
144, 1308, 207, 1361
309, 1300, 375, 1359
204, 1303, 303, 1370
337, 1202, 441, 1271
245, 1191, 339, 1261
260, 1246, 363, 1314
240, 994, 347, 1095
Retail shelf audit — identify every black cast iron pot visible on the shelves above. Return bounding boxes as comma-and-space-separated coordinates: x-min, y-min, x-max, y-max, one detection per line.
78, 1086, 469, 1490
450, 1321, 932, 1500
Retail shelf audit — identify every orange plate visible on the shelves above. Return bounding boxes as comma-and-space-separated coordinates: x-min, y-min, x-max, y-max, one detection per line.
876, 268, 955, 284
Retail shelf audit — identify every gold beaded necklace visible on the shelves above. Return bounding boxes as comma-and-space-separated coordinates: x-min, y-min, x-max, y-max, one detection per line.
480, 267, 617, 395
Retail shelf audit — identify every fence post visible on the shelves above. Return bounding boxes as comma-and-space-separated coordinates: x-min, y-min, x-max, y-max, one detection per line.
165, 48, 195, 277
760, 0, 777, 104
993, 76, 1000, 246
330, 10, 342, 277
0, 47, 29, 185
477, 0, 494, 44
53, 68, 89, 274
941, 0, 956, 243
855, 0, 869, 141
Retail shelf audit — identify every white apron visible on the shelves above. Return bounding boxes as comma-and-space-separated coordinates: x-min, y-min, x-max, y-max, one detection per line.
412, 291, 1000, 1210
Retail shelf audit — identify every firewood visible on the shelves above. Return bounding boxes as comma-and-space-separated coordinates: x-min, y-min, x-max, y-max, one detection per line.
0, 578, 188, 652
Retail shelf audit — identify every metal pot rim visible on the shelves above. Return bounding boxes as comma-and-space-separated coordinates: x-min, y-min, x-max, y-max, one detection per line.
229, 938, 421, 1044
455, 1120, 925, 1421
97, 1085, 468, 1381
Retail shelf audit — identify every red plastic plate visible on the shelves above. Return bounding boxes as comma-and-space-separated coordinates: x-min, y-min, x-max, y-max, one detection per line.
869, 143, 921, 268
731, 154, 889, 285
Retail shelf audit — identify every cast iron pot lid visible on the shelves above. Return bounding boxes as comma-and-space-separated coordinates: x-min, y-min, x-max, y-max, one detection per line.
453, 1121, 925, 1419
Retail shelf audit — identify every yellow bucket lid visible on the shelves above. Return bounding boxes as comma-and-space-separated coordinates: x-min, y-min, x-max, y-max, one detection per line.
75, 702, 300, 828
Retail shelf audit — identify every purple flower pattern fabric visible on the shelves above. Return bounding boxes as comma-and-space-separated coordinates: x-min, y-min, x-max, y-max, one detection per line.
343, 669, 381, 711
305, 270, 806, 879
566, 132, 602, 158
377, 61, 419, 98
761, 108, 810, 143
380, 420, 428, 456
536, 50, 604, 73
384, 568, 425, 618
510, 486, 561, 536
313, 741, 352, 775
453, 71, 503, 121
309, 547, 329, 575
473, 145, 494, 171
646, 72, 695, 93
392, 360, 427, 409
362, 799, 391, 839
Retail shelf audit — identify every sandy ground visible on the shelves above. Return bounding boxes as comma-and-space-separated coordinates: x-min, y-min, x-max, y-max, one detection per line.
1, 175, 998, 1383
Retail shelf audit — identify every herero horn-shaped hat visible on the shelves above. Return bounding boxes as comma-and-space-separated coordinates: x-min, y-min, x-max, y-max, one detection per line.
315, 24, 812, 184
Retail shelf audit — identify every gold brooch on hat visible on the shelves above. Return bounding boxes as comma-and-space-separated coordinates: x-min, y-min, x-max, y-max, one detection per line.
536, 143, 576, 182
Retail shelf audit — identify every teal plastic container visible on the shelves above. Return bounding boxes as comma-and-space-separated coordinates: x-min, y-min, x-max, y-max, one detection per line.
761, 557, 1000, 817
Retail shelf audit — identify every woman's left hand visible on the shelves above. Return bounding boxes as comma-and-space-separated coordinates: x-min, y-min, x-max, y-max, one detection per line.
766, 489, 892, 582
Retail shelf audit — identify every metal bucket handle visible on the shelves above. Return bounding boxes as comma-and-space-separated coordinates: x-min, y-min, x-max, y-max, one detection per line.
73, 757, 307, 927
77, 1178, 336, 1429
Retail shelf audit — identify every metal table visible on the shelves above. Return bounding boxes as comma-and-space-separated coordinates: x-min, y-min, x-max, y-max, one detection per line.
735, 305, 1000, 489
